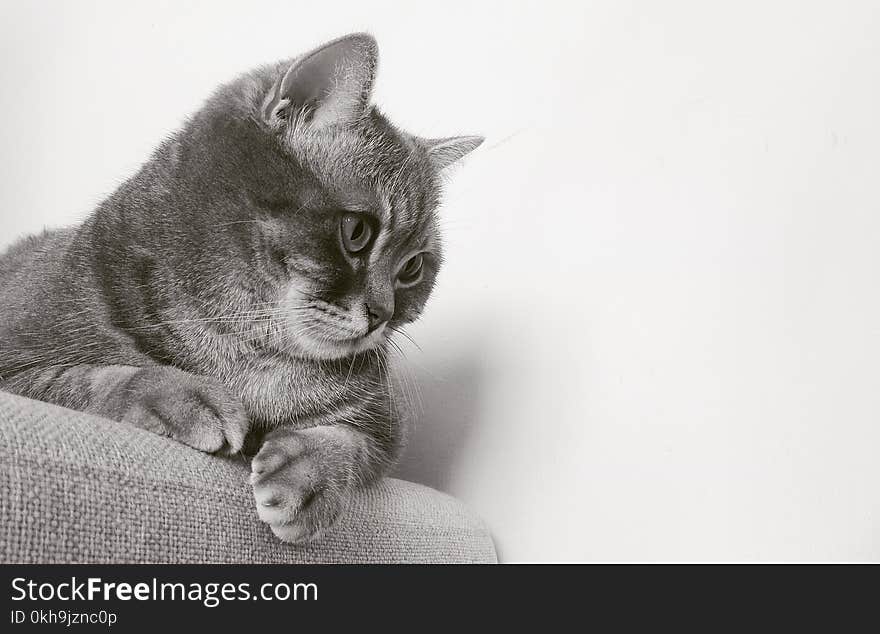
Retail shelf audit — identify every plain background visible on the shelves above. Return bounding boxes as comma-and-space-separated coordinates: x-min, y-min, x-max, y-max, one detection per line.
2, 0, 879, 561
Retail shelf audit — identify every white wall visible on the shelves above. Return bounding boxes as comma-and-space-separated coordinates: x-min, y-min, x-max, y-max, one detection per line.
3, 0, 880, 561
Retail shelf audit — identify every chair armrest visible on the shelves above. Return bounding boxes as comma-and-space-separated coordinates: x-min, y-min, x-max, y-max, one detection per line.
0, 390, 496, 563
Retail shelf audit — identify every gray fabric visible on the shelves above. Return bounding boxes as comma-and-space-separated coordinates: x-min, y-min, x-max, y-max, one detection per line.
0, 390, 496, 563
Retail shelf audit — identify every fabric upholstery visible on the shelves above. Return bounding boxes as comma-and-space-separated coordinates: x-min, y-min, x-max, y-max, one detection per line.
0, 390, 496, 563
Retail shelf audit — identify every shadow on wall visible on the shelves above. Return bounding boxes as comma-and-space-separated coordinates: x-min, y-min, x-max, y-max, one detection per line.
390, 334, 488, 494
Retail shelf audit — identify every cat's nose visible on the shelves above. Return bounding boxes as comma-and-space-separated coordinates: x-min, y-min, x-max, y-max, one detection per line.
365, 299, 392, 332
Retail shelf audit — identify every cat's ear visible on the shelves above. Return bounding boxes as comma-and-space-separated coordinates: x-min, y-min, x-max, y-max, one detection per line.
263, 33, 378, 130
419, 135, 485, 170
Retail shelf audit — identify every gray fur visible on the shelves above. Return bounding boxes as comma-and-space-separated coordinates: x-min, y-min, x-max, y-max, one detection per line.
0, 33, 482, 542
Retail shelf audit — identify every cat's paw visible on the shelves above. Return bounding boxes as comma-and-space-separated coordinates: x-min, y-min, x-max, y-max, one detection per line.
249, 427, 356, 544
121, 366, 249, 455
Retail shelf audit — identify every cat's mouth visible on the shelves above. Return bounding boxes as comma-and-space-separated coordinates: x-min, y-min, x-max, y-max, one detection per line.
284, 319, 388, 360
276, 286, 389, 359
325, 323, 388, 355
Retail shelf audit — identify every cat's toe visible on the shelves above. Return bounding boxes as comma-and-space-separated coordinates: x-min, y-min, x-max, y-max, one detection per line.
270, 522, 318, 544
249, 452, 287, 483
179, 392, 248, 454
250, 432, 304, 479
265, 491, 347, 545
251, 463, 315, 525
215, 400, 249, 455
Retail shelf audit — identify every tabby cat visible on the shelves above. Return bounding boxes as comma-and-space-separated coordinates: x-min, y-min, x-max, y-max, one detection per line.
0, 33, 482, 542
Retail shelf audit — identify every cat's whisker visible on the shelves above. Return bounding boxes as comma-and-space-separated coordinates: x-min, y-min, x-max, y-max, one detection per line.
388, 325, 421, 352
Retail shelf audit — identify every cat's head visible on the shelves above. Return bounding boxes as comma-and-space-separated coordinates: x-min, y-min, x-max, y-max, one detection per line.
177, 34, 481, 360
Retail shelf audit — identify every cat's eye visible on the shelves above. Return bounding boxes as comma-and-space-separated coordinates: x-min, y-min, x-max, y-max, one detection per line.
340, 213, 373, 253
398, 253, 424, 285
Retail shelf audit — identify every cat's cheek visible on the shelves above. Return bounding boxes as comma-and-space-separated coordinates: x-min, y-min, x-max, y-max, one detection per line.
392, 298, 426, 326
393, 275, 435, 324
278, 275, 314, 317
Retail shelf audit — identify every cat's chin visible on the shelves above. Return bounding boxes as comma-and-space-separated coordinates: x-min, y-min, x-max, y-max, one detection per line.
286, 327, 388, 361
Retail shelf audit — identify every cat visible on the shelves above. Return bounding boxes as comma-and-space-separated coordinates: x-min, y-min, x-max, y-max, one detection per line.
0, 33, 482, 543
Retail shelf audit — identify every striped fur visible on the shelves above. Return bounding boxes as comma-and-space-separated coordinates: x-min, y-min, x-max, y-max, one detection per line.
0, 33, 481, 542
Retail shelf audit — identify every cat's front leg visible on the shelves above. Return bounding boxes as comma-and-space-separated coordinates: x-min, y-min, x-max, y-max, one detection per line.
106, 365, 250, 455
249, 423, 393, 543
6, 363, 249, 454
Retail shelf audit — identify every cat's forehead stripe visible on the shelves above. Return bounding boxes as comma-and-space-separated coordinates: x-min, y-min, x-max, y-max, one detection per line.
377, 189, 393, 227
370, 191, 395, 265
369, 190, 437, 263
